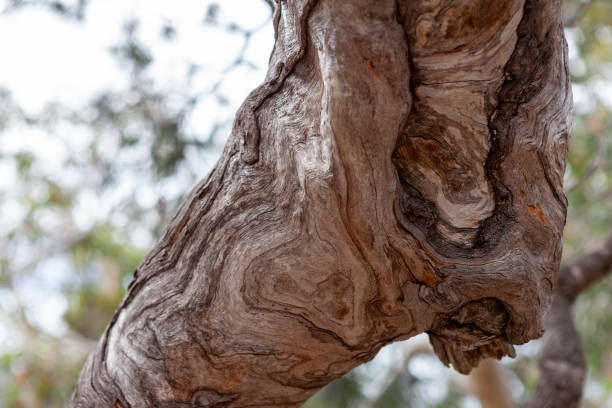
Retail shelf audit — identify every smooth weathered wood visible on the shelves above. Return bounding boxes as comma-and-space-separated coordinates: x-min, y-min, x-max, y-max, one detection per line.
69, 0, 572, 406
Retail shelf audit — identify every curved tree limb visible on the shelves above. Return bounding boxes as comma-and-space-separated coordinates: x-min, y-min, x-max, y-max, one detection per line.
69, 1, 572, 406
526, 235, 612, 408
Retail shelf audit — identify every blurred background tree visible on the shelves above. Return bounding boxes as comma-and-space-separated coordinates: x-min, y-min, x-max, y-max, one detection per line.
0, 0, 610, 407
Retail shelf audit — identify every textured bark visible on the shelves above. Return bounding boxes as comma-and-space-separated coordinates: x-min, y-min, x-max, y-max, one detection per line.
526, 235, 612, 408
69, 0, 572, 406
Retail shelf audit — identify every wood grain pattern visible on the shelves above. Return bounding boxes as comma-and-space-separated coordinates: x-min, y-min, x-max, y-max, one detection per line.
69, 0, 572, 406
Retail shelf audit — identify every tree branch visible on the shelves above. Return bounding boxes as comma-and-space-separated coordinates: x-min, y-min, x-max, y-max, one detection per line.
527, 234, 612, 408
470, 359, 517, 408
559, 235, 612, 301
68, 1, 572, 405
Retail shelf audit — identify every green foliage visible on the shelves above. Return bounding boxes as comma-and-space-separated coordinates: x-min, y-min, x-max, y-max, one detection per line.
558, 3, 612, 406
62, 224, 145, 338
0, 343, 85, 408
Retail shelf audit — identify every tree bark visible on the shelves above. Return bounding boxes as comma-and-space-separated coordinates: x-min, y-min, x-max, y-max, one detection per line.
69, 0, 572, 406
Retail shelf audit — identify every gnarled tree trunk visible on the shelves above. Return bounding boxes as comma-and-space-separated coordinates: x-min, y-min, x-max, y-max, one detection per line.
69, 0, 572, 406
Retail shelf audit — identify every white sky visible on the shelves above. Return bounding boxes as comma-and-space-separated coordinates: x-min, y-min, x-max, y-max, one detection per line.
0, 0, 274, 342
0, 0, 273, 112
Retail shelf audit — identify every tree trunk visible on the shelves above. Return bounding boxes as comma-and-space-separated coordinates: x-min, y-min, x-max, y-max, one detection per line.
69, 0, 572, 406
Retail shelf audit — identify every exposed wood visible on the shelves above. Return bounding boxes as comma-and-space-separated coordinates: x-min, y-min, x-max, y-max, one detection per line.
69, 0, 572, 406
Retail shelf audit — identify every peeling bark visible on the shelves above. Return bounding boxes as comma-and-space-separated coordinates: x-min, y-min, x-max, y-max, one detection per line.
69, 0, 572, 406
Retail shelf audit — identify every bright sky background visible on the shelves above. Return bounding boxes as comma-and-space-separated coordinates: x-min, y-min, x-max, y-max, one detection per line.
0, 0, 273, 344
0, 0, 273, 112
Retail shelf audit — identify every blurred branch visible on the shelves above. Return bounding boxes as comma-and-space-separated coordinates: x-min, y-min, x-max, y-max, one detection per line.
558, 234, 612, 302
470, 360, 516, 408
526, 234, 612, 408
2, 0, 89, 20
262, 0, 275, 12
194, 14, 273, 101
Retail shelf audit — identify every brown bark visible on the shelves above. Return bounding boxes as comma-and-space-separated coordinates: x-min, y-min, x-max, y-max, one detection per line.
469, 236, 612, 408
69, 0, 572, 406
526, 235, 612, 408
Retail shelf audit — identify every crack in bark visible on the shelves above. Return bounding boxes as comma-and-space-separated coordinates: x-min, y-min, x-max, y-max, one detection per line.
394, 0, 524, 255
